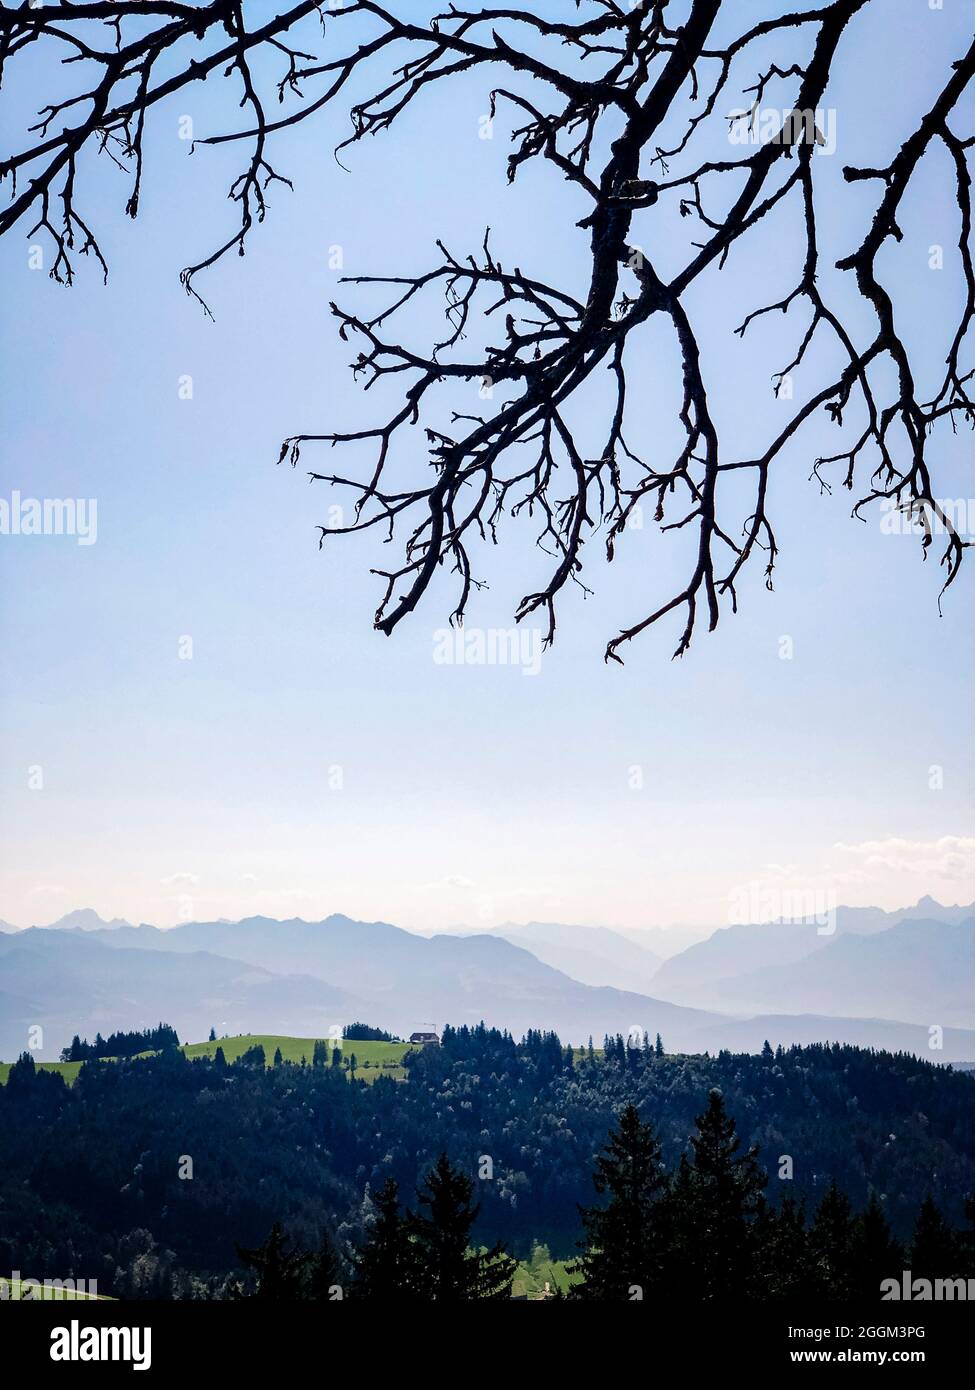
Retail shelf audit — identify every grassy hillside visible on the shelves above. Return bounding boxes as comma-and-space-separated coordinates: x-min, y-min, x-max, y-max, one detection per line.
0, 1059, 84, 1086
181, 1034, 420, 1080
0, 1035, 421, 1086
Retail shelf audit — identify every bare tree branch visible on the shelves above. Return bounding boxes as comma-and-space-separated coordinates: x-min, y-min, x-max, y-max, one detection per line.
2, 0, 972, 659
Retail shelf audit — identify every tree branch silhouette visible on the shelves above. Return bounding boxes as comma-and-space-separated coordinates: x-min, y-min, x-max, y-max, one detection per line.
2, 0, 972, 658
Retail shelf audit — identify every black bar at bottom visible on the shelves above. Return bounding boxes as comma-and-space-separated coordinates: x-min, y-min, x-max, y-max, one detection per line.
2, 1301, 972, 1375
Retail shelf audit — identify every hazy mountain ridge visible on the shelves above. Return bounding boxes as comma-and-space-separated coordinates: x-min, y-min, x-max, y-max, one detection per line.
64, 913, 721, 1055
649, 900, 974, 1026
3, 904, 975, 1064
480, 920, 663, 992
446, 918, 711, 961
0, 928, 365, 1061
651, 897, 974, 996
42, 908, 137, 932
673, 918, 975, 1026
475, 899, 974, 1029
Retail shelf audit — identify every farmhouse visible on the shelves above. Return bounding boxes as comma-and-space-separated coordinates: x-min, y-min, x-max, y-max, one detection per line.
409, 1031, 440, 1046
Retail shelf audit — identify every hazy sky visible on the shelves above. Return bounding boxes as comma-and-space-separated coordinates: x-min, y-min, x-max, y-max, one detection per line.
1, 0, 973, 933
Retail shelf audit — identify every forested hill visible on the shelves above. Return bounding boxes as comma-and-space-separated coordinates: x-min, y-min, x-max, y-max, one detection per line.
1, 1027, 973, 1297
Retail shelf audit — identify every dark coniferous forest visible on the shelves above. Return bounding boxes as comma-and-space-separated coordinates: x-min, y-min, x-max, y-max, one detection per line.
2, 1025, 974, 1300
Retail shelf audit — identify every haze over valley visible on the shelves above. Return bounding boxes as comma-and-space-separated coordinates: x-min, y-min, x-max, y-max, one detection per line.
3, 896, 971, 1064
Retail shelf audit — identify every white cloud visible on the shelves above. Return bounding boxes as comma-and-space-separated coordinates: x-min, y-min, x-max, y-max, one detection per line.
833, 836, 975, 880
729, 835, 975, 920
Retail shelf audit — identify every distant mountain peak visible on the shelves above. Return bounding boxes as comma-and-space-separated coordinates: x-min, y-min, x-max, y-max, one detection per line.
41, 908, 134, 932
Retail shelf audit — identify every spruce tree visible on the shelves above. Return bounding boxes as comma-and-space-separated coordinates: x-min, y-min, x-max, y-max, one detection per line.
658, 1089, 766, 1299
351, 1178, 418, 1299
409, 1154, 515, 1300
852, 1194, 902, 1297
236, 1223, 310, 1299
573, 1104, 667, 1301
655, 1153, 697, 1294
809, 1181, 857, 1298
6, 1052, 37, 1090
307, 1225, 345, 1301
693, 1088, 765, 1294
753, 1195, 813, 1299
910, 1196, 957, 1277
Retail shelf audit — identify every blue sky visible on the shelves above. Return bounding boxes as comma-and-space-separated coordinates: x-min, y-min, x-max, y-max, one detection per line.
1, 0, 972, 932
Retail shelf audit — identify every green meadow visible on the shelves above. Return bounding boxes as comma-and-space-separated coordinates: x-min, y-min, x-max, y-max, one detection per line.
0, 1035, 421, 1086
0, 1059, 84, 1086
182, 1034, 420, 1080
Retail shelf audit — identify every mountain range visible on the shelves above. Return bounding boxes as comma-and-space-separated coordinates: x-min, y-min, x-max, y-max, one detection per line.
1, 898, 973, 1063
463, 920, 664, 993
648, 897, 974, 1026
